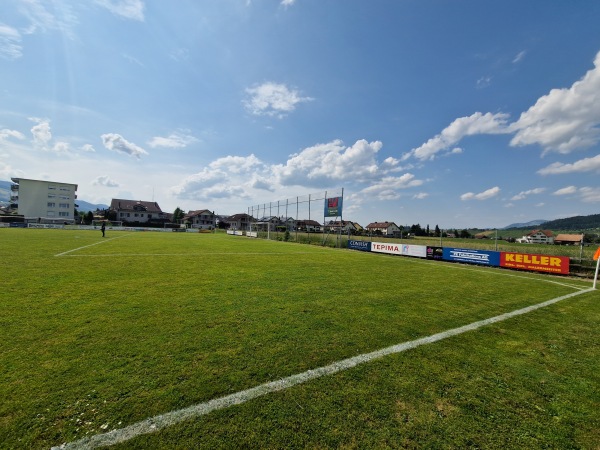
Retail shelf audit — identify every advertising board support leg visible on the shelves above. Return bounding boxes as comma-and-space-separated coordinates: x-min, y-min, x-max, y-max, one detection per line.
593, 256, 599, 290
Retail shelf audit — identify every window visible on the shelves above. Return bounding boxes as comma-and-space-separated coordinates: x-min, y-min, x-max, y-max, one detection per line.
59, 212, 69, 217
59, 186, 69, 191
47, 211, 55, 217
47, 202, 56, 207
140, 213, 144, 217
127, 213, 130, 217
48, 185, 56, 190
134, 213, 138, 217
59, 195, 69, 200
120, 212, 124, 217
59, 203, 69, 208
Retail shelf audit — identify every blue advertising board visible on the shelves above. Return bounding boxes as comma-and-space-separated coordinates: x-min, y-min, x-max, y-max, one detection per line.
442, 247, 500, 266
348, 239, 371, 252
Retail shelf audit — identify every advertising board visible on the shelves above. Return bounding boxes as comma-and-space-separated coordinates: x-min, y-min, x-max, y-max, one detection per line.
401, 244, 427, 258
348, 240, 371, 252
443, 247, 500, 266
500, 252, 569, 275
371, 241, 402, 256
426, 246, 444, 260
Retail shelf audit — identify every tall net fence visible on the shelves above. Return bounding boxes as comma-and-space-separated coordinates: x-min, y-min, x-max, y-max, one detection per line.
247, 188, 345, 247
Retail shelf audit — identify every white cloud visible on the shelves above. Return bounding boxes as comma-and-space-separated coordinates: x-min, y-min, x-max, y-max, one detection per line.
281, 0, 296, 7
51, 141, 70, 153
148, 131, 198, 149
580, 187, 600, 203
95, 0, 145, 21
0, 161, 24, 179
406, 112, 510, 161
0, 128, 25, 141
244, 82, 312, 117
0, 23, 22, 59
170, 140, 425, 203
93, 175, 120, 187
460, 186, 500, 201
553, 186, 577, 196
476, 76, 492, 89
551, 186, 600, 203
513, 50, 526, 64
537, 153, 600, 175
360, 174, 424, 200
101, 133, 148, 158
209, 154, 262, 174
274, 139, 383, 187
29, 118, 52, 149
510, 187, 545, 201
510, 51, 600, 154
81, 144, 96, 153
413, 192, 429, 200
170, 155, 264, 200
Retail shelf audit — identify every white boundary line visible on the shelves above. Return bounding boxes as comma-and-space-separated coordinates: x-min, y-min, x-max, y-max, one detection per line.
54, 234, 132, 257
51, 287, 595, 450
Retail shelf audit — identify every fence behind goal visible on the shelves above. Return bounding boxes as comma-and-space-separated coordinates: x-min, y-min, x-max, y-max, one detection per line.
247, 189, 345, 246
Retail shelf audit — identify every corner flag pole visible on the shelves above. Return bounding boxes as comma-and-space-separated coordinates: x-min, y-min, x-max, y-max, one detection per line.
593, 246, 600, 290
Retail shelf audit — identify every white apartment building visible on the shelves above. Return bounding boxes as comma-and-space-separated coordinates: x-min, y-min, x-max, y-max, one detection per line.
11, 178, 78, 222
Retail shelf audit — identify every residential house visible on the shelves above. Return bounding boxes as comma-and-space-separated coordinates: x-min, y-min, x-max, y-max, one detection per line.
183, 209, 215, 230
110, 199, 167, 225
227, 213, 253, 231
296, 219, 322, 232
554, 233, 584, 245
254, 216, 283, 232
516, 229, 554, 244
10, 177, 78, 223
324, 220, 357, 233
365, 221, 401, 236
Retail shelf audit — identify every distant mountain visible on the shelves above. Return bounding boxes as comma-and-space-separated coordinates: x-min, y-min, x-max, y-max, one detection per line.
0, 180, 107, 211
0, 180, 10, 203
76, 199, 109, 212
502, 219, 548, 229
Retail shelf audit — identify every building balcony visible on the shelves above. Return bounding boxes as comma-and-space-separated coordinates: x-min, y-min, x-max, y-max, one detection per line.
11, 184, 19, 191
10, 195, 18, 202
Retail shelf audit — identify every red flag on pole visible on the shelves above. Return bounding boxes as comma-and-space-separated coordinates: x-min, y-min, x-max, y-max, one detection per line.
594, 247, 600, 261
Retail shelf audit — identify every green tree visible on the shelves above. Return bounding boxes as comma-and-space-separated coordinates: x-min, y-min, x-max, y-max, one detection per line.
85, 211, 94, 225
173, 207, 184, 223
434, 225, 441, 237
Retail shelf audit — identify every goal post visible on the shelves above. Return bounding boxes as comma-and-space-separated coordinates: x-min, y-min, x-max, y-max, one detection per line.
92, 220, 123, 228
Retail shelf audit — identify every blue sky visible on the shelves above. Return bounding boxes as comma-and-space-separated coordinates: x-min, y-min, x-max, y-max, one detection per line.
1, 0, 600, 228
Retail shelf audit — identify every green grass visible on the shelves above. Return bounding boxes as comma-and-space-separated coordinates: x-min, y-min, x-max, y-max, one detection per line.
0, 228, 598, 449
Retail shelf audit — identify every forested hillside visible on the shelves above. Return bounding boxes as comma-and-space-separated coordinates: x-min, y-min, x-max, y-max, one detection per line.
540, 214, 600, 230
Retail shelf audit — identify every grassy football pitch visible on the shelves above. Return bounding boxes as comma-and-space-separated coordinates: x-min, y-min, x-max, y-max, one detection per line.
1, 229, 599, 449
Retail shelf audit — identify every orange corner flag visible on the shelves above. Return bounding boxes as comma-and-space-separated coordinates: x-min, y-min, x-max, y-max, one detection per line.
594, 246, 600, 261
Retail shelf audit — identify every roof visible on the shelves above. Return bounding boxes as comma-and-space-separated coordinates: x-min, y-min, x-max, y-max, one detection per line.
527, 229, 553, 237
227, 213, 253, 220
366, 221, 398, 228
11, 177, 78, 190
184, 209, 212, 218
297, 219, 321, 226
110, 199, 163, 213
554, 233, 584, 242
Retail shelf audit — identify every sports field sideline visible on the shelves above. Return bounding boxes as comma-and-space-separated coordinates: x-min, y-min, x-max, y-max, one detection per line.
1, 228, 599, 449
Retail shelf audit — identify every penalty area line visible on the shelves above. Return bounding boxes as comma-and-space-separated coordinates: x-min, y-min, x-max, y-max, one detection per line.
51, 287, 594, 449
54, 234, 132, 257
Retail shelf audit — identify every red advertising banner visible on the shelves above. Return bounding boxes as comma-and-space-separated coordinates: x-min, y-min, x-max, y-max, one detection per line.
500, 252, 569, 275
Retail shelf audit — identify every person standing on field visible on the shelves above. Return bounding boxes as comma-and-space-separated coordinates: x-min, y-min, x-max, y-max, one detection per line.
101, 222, 106, 238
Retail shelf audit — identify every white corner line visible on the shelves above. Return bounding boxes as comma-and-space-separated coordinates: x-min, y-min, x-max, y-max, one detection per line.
55, 234, 131, 257
50, 287, 595, 450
